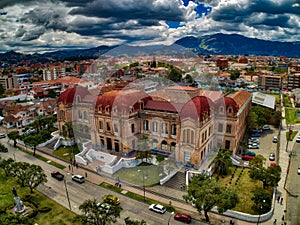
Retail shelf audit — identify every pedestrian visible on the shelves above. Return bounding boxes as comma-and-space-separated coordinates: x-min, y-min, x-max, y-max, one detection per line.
68, 165, 71, 170
277, 196, 280, 203
85, 172, 87, 177
280, 197, 283, 205
76, 163, 78, 169
273, 219, 277, 225
230, 220, 233, 225
282, 215, 284, 221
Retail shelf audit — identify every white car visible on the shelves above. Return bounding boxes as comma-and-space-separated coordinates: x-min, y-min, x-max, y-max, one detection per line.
298, 166, 300, 175
273, 136, 278, 143
248, 143, 259, 149
296, 136, 300, 143
72, 174, 85, 183
269, 153, 275, 161
149, 204, 166, 214
0, 133, 6, 138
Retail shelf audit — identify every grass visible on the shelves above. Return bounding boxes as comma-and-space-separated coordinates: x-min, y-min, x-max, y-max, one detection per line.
286, 130, 298, 141
216, 167, 272, 215
0, 170, 79, 224
112, 164, 162, 186
283, 94, 293, 107
100, 182, 175, 213
285, 108, 297, 124
53, 145, 80, 162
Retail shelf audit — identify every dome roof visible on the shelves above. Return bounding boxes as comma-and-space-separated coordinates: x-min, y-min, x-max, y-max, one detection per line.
95, 90, 152, 114
180, 96, 212, 121
215, 97, 239, 113
57, 87, 90, 105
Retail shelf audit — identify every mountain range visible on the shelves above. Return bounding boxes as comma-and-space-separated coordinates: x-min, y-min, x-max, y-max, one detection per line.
1, 33, 300, 66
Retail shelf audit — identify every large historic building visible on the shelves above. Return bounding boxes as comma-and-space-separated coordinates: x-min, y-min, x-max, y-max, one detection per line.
57, 86, 251, 168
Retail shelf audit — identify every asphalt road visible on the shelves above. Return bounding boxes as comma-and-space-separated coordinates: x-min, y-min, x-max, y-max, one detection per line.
0, 137, 205, 225
286, 139, 300, 225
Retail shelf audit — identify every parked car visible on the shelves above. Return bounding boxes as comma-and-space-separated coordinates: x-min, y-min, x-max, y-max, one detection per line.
269, 153, 275, 161
149, 204, 166, 214
102, 195, 120, 205
242, 155, 254, 161
248, 138, 259, 143
0, 133, 6, 138
296, 136, 300, 143
72, 174, 85, 183
251, 132, 262, 137
97, 202, 112, 213
174, 213, 192, 223
51, 171, 64, 181
298, 166, 300, 175
244, 150, 256, 156
273, 136, 278, 143
262, 125, 271, 131
248, 143, 259, 149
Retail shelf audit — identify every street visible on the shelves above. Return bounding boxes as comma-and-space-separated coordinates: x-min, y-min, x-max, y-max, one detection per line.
0, 137, 205, 225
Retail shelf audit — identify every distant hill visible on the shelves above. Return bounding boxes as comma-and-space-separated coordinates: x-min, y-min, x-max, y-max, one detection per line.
174, 33, 300, 57
1, 33, 300, 66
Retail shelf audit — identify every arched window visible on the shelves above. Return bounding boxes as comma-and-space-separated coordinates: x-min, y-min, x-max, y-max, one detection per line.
152, 139, 158, 149
219, 106, 224, 113
170, 142, 176, 152
191, 130, 194, 144
76, 95, 81, 103
161, 140, 168, 151
228, 107, 232, 113
78, 111, 82, 119
83, 111, 88, 120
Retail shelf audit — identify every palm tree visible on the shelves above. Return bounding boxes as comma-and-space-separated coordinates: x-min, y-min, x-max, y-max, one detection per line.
210, 149, 232, 177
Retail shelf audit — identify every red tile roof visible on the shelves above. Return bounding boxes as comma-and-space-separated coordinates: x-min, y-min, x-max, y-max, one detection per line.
57, 87, 91, 105
180, 96, 212, 121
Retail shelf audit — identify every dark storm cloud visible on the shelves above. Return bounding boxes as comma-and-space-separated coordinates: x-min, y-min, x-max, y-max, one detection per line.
69, 0, 187, 22
22, 27, 46, 41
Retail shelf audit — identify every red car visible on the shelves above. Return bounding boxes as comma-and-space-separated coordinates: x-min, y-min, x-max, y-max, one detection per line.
174, 213, 192, 223
242, 155, 254, 161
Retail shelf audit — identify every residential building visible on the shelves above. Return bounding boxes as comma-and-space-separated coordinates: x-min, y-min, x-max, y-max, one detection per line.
258, 75, 282, 91
287, 73, 300, 90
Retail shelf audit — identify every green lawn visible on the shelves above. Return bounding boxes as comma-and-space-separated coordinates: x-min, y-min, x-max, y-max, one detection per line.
112, 164, 161, 186
53, 145, 80, 162
216, 167, 273, 215
0, 170, 80, 225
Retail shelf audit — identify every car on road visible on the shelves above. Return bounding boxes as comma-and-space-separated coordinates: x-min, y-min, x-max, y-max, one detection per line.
51, 171, 64, 181
102, 194, 120, 205
296, 136, 300, 143
149, 204, 166, 214
0, 133, 6, 138
248, 138, 260, 143
174, 213, 192, 223
269, 153, 275, 161
244, 150, 256, 157
242, 155, 254, 161
262, 125, 271, 131
248, 143, 259, 149
298, 166, 300, 175
251, 132, 262, 137
97, 202, 112, 213
72, 174, 85, 183
273, 136, 278, 143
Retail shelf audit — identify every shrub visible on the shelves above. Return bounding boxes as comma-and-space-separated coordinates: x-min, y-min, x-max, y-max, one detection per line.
38, 206, 52, 213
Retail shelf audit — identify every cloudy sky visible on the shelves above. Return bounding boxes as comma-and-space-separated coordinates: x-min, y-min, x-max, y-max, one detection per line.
0, 0, 299, 53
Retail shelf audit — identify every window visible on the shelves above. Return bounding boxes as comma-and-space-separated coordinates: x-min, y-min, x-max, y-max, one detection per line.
219, 106, 224, 113
152, 139, 158, 149
162, 123, 168, 134
131, 123, 135, 133
114, 124, 118, 133
218, 123, 223, 132
152, 121, 158, 132
171, 124, 176, 135
106, 122, 111, 131
225, 140, 230, 150
228, 107, 232, 113
99, 121, 103, 130
191, 130, 194, 144
184, 151, 191, 162
83, 111, 88, 120
78, 111, 82, 119
144, 120, 149, 130
226, 124, 232, 133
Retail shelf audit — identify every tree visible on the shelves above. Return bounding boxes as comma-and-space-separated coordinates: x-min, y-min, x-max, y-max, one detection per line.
24, 164, 47, 193
46, 89, 57, 98
23, 134, 43, 156
77, 198, 122, 225
10, 162, 30, 187
249, 155, 281, 188
0, 158, 14, 176
246, 111, 258, 131
8, 131, 20, 147
183, 174, 239, 222
0, 214, 33, 225
167, 67, 182, 82
124, 217, 147, 225
210, 149, 232, 177
229, 70, 240, 80
251, 189, 272, 214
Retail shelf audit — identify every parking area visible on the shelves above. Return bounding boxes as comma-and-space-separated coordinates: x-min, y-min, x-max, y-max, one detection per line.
242, 125, 279, 166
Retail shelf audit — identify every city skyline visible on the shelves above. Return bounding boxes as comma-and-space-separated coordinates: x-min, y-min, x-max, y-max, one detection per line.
0, 0, 300, 53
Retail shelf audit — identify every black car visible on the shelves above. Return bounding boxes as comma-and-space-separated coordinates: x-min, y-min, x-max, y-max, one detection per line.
51, 171, 64, 181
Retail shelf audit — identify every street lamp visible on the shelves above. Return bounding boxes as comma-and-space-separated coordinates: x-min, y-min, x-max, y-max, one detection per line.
257, 199, 266, 225
167, 212, 174, 225
137, 169, 145, 202
64, 178, 72, 211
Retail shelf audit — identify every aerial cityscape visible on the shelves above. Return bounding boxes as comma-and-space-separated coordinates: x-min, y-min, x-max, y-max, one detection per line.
0, 0, 300, 225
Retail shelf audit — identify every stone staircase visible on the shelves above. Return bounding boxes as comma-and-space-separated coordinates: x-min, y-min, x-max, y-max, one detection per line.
162, 171, 186, 191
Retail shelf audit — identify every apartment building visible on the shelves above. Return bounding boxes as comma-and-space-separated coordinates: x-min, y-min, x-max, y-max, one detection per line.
258, 75, 282, 90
